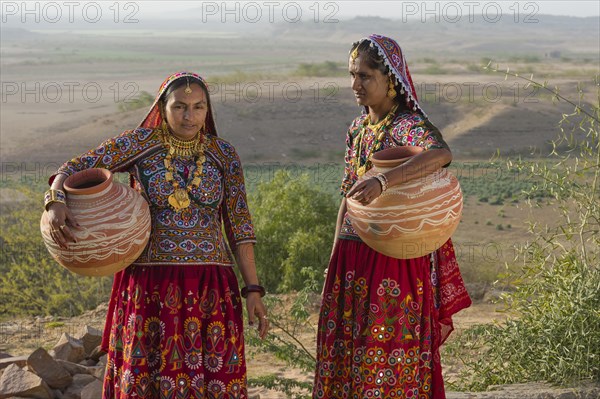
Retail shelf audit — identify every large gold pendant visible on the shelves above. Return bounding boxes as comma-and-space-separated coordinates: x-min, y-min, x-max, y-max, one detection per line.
168, 188, 191, 212
357, 166, 366, 177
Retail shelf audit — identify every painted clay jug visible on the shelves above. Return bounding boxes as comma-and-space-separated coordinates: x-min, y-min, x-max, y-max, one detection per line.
40, 168, 151, 276
346, 146, 463, 259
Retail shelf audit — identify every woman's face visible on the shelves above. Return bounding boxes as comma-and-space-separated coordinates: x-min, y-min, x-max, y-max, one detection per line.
163, 83, 208, 140
349, 55, 389, 108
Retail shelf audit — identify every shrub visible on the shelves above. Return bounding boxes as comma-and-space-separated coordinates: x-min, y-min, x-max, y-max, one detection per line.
248, 170, 337, 292
446, 65, 600, 390
117, 90, 154, 112
0, 180, 112, 318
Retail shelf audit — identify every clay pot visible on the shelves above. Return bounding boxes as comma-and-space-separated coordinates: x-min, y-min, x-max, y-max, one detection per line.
346, 146, 463, 259
40, 168, 151, 276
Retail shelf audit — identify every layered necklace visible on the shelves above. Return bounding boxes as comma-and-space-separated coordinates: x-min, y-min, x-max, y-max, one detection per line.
354, 104, 398, 177
160, 124, 206, 212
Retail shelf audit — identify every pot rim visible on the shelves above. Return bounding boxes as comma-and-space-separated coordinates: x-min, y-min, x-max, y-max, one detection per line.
371, 146, 424, 167
63, 168, 113, 195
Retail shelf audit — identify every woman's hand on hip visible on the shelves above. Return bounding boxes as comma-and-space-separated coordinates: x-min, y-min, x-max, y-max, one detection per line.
46, 202, 80, 249
246, 293, 269, 339
347, 177, 382, 206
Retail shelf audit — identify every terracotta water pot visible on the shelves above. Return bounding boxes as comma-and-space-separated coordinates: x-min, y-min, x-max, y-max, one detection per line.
40, 168, 151, 276
346, 146, 463, 259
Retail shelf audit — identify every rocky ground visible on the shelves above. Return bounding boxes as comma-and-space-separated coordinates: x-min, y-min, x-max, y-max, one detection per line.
1, 294, 598, 399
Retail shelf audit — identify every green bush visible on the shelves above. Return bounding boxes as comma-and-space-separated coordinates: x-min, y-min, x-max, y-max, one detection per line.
446, 66, 600, 390
248, 170, 337, 292
294, 61, 342, 77
118, 90, 154, 112
0, 180, 112, 318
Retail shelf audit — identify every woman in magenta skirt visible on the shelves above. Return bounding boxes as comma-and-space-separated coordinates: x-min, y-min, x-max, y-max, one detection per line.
313, 35, 472, 399
44, 72, 268, 398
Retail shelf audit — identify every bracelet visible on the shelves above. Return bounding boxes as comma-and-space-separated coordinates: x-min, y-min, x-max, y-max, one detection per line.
241, 284, 266, 298
373, 173, 388, 192
44, 189, 66, 211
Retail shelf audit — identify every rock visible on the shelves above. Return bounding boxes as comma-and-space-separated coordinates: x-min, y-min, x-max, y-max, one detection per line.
89, 366, 104, 380
51, 334, 86, 364
80, 380, 102, 399
55, 360, 103, 380
0, 363, 53, 399
62, 374, 97, 399
0, 354, 11, 360
55, 360, 90, 377
79, 360, 95, 367
87, 346, 105, 362
465, 282, 488, 301
75, 326, 102, 357
62, 362, 103, 380
52, 388, 65, 399
0, 356, 27, 372
26, 348, 72, 389
247, 387, 261, 399
482, 288, 508, 304
97, 355, 107, 367
446, 381, 600, 399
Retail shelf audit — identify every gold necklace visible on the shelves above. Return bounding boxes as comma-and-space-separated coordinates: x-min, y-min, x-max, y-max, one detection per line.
169, 133, 200, 157
354, 104, 398, 177
159, 126, 206, 212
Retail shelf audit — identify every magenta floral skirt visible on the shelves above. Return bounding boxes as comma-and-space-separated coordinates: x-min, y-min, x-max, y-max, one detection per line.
101, 264, 247, 399
313, 239, 471, 399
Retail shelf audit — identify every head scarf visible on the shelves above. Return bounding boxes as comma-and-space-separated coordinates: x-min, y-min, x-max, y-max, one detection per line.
138, 71, 218, 136
353, 34, 425, 117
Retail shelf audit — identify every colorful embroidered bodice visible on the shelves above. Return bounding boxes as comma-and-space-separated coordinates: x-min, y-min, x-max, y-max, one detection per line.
55, 128, 255, 266
340, 111, 450, 241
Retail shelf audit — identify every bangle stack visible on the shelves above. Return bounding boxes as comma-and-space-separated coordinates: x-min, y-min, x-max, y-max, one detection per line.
241, 284, 266, 298
373, 173, 389, 192
44, 189, 67, 211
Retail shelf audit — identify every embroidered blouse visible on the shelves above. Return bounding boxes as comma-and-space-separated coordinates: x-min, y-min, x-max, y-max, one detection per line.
339, 110, 450, 241
53, 128, 256, 266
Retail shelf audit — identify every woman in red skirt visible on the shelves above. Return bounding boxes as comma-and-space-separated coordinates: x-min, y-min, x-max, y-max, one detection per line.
44, 72, 268, 398
313, 35, 472, 399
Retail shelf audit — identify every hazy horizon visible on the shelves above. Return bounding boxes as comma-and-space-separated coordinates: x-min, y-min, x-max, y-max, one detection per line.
1, 0, 598, 30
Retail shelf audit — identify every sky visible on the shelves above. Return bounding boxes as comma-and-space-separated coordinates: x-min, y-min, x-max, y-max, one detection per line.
136, 1, 600, 19
1, 1, 598, 27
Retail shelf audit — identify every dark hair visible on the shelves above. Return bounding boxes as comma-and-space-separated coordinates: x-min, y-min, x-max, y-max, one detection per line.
349, 39, 410, 110
350, 40, 388, 75
160, 76, 209, 103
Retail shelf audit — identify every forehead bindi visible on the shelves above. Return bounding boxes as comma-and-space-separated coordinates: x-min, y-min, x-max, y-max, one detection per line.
169, 84, 207, 106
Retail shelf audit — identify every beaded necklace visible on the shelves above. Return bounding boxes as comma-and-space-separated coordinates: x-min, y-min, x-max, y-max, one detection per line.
159, 125, 206, 212
354, 104, 398, 177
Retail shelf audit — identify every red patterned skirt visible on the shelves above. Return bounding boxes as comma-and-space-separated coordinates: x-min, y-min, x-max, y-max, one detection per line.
313, 239, 471, 399
101, 264, 247, 399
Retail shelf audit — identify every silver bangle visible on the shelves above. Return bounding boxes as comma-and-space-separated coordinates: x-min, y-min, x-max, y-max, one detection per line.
374, 173, 388, 192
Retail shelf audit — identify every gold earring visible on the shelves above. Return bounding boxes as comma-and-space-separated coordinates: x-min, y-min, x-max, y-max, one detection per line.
161, 119, 169, 134
387, 80, 397, 98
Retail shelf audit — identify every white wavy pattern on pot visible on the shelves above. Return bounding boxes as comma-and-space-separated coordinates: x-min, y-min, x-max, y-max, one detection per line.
354, 207, 462, 235
350, 193, 463, 234
352, 176, 461, 213
42, 183, 150, 266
